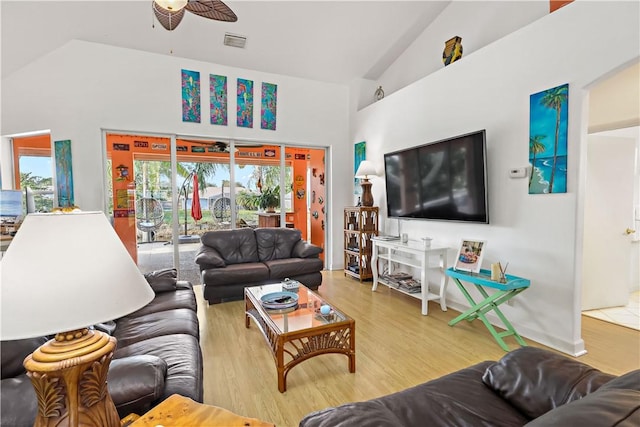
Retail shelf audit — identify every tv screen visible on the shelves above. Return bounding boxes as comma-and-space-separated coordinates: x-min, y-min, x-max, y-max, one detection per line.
0, 190, 24, 218
384, 130, 488, 223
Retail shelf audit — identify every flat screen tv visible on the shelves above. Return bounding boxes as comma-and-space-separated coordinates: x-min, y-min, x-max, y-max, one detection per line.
384, 130, 489, 223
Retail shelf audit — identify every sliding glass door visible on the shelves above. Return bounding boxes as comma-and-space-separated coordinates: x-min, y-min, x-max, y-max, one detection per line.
105, 131, 327, 285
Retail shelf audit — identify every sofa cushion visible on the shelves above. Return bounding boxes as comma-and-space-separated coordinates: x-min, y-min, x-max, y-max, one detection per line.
482, 347, 615, 420
201, 262, 270, 286
114, 309, 200, 346
0, 375, 38, 427
264, 258, 324, 279
292, 240, 323, 258
1, 337, 48, 379
126, 287, 197, 317
200, 228, 259, 265
525, 388, 640, 427
108, 355, 167, 417
195, 245, 226, 269
114, 334, 203, 403
301, 401, 409, 427
300, 361, 529, 427
144, 268, 177, 293
255, 228, 301, 261
598, 369, 640, 392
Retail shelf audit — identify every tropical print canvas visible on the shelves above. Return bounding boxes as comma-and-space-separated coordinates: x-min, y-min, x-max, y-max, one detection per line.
529, 83, 568, 194
354, 141, 366, 195
210, 74, 227, 126
54, 139, 74, 207
237, 78, 253, 128
261, 82, 277, 130
182, 69, 201, 123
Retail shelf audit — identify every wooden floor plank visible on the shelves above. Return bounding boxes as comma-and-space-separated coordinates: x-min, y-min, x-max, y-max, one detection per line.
194, 270, 640, 426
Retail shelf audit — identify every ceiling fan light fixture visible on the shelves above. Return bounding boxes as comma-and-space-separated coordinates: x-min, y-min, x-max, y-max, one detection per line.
224, 33, 247, 49
153, 0, 238, 31
155, 0, 188, 11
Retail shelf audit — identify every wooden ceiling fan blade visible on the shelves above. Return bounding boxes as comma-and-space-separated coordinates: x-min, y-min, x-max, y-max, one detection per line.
153, 1, 186, 30
185, 0, 238, 22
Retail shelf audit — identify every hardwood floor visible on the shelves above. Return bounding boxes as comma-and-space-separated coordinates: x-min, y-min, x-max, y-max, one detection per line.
194, 270, 640, 427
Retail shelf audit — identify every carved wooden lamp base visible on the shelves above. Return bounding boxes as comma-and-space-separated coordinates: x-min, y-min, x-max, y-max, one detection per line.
360, 179, 374, 207
24, 328, 120, 427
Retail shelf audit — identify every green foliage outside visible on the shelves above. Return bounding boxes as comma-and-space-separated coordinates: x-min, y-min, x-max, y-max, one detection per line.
20, 172, 53, 212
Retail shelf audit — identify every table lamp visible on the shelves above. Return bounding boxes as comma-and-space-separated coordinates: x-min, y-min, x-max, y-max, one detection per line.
355, 160, 377, 207
0, 211, 155, 427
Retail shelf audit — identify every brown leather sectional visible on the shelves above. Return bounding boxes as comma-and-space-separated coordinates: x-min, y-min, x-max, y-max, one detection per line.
0, 269, 202, 426
299, 346, 640, 426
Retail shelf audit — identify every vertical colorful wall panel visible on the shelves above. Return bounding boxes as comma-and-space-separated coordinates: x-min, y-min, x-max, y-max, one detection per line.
54, 139, 74, 207
354, 141, 366, 196
529, 83, 569, 194
261, 82, 277, 130
182, 69, 201, 123
309, 149, 325, 261
237, 78, 254, 128
210, 74, 227, 126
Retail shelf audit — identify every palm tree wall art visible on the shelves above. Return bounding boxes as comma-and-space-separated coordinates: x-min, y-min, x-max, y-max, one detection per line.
54, 139, 74, 207
529, 83, 569, 194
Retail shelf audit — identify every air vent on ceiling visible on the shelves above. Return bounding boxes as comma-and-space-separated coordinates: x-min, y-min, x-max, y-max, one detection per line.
224, 33, 247, 49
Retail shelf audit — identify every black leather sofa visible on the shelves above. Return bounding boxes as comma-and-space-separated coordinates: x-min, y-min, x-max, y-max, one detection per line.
196, 227, 323, 304
1, 268, 203, 426
299, 346, 640, 427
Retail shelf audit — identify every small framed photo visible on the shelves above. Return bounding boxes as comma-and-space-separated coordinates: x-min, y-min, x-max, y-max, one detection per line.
454, 239, 486, 273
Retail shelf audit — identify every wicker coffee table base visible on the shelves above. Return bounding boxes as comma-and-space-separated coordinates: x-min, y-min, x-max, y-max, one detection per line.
245, 297, 355, 392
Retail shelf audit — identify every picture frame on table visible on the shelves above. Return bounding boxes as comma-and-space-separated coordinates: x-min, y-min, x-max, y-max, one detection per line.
454, 239, 486, 273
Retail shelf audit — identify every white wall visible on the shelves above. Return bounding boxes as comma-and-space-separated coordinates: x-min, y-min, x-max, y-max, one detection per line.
0, 40, 353, 269
351, 1, 640, 355
372, 1, 547, 105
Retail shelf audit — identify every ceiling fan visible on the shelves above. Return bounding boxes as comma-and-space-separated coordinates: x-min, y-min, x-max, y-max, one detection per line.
152, 0, 237, 31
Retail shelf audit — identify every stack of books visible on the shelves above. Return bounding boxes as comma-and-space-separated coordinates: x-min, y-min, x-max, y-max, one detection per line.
380, 271, 412, 286
397, 278, 421, 293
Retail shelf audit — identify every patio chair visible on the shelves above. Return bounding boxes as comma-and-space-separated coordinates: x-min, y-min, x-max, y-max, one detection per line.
136, 197, 164, 242
210, 196, 234, 223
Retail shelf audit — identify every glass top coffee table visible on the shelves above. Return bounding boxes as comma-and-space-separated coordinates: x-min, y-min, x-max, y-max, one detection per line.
245, 282, 356, 392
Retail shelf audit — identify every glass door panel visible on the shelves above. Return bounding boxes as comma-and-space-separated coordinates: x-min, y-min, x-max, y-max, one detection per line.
233, 143, 285, 228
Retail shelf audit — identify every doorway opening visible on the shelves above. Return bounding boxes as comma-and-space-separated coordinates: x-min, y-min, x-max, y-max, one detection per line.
580, 61, 640, 331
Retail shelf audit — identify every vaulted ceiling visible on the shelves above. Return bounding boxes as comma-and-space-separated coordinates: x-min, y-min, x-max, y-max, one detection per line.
1, 1, 450, 83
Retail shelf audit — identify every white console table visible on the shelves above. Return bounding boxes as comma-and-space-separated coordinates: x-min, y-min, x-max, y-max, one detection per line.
371, 238, 449, 315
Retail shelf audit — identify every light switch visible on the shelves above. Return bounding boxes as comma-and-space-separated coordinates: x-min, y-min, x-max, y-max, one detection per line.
509, 167, 529, 178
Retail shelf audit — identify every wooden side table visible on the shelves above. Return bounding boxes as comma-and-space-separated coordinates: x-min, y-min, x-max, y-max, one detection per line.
123, 394, 275, 427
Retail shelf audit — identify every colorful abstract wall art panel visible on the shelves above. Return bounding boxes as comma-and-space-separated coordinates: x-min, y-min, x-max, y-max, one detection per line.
54, 139, 74, 207
210, 74, 227, 126
529, 83, 569, 194
237, 78, 254, 128
354, 141, 366, 196
182, 69, 201, 123
261, 82, 277, 130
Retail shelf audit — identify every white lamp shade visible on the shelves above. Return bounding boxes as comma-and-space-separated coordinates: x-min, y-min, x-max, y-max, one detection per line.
355, 160, 377, 179
0, 211, 154, 340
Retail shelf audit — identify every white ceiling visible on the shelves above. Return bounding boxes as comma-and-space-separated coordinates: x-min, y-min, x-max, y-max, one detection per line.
1, 0, 451, 83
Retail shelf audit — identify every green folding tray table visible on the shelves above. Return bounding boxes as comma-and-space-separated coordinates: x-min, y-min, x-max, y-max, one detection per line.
446, 267, 530, 351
